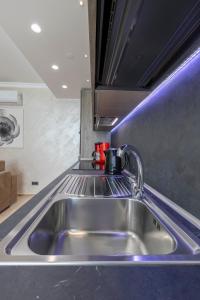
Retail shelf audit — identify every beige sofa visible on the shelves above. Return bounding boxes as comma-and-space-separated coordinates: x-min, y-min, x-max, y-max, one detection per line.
0, 161, 17, 213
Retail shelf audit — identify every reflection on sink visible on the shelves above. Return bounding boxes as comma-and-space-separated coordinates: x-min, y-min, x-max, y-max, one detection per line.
28, 198, 175, 256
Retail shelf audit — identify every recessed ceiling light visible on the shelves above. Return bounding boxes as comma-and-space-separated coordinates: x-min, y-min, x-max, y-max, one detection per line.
31, 23, 42, 33
86, 79, 90, 82
79, 1, 84, 6
84, 54, 88, 58
62, 85, 68, 89
51, 64, 59, 70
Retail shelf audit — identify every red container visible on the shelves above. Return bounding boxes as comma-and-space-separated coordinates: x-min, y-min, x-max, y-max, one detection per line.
92, 142, 110, 163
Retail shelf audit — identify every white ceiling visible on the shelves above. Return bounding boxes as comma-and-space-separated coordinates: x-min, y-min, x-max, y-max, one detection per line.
0, 0, 91, 99
0, 26, 43, 83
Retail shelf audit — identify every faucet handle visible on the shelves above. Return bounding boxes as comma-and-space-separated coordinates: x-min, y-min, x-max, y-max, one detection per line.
128, 175, 143, 199
128, 176, 137, 197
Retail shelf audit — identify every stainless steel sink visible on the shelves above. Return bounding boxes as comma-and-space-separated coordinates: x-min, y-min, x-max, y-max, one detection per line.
1, 173, 200, 265
27, 198, 175, 256
4, 194, 196, 259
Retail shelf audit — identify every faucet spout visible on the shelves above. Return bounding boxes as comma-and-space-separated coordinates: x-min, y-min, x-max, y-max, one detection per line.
119, 144, 144, 199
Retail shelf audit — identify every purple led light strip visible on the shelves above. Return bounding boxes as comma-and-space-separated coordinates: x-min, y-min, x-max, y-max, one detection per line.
111, 47, 200, 133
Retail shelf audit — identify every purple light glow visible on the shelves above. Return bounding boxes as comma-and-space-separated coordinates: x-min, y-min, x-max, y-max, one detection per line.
111, 47, 200, 133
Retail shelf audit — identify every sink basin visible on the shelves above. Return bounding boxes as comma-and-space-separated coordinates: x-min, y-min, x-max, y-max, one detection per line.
28, 198, 175, 256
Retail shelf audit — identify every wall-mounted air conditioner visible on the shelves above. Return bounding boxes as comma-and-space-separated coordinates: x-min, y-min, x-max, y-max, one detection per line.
0, 91, 18, 103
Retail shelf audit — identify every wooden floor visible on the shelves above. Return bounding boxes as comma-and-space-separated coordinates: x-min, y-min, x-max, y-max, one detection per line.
0, 195, 34, 224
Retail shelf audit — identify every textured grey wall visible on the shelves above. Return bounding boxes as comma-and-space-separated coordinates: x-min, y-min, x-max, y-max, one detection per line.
112, 50, 200, 219
80, 89, 110, 158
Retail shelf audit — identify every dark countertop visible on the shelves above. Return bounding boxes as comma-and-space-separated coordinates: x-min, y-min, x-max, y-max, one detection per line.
1, 162, 200, 300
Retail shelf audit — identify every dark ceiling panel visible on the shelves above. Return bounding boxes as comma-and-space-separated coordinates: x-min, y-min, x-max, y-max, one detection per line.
96, 0, 200, 90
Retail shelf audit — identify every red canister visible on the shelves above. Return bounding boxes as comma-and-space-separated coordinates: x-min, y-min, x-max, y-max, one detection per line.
92, 142, 110, 163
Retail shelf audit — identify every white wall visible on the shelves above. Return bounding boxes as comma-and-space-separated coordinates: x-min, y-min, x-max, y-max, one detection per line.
0, 87, 80, 194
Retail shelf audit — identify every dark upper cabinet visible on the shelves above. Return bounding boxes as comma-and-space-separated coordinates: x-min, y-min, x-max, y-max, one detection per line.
96, 0, 200, 90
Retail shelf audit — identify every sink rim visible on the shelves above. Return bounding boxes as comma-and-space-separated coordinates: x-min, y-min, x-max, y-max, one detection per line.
1, 195, 199, 259
6, 196, 170, 256
0, 175, 200, 264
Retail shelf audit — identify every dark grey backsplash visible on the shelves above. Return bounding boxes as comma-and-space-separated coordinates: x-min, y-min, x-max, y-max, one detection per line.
111, 49, 200, 219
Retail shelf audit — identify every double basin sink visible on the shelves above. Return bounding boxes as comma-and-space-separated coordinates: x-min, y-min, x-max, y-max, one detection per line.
1, 174, 200, 264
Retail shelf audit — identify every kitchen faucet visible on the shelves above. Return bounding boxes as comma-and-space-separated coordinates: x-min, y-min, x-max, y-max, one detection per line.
119, 144, 144, 199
